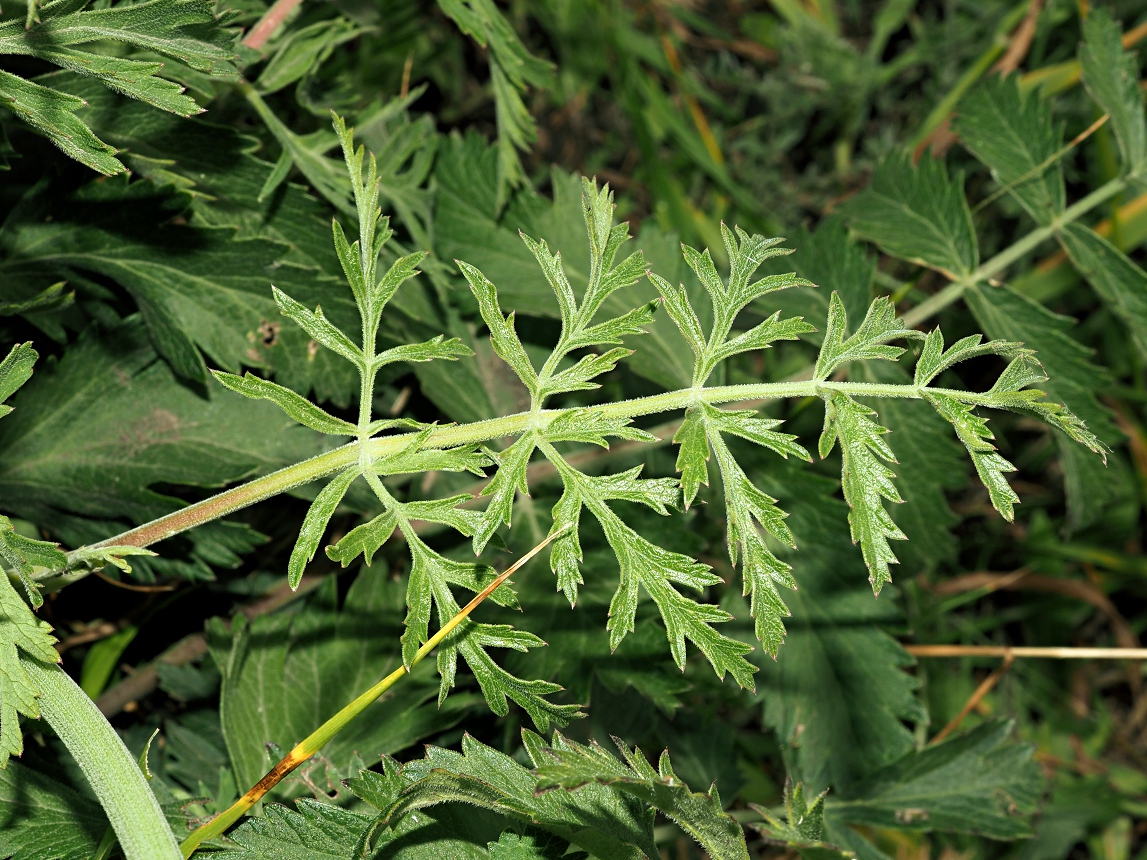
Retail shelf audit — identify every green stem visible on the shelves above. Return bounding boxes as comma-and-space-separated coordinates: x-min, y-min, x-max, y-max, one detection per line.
901, 176, 1128, 328
906, 0, 1030, 150
48, 378, 997, 587
178, 529, 563, 858
24, 660, 181, 860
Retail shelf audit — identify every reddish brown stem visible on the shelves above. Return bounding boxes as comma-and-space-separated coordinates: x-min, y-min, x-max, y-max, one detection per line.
243, 0, 304, 51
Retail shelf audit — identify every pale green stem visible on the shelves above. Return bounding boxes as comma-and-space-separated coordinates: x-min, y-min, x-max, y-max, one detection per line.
901, 176, 1128, 328
24, 660, 181, 860
44, 378, 994, 591
178, 529, 564, 858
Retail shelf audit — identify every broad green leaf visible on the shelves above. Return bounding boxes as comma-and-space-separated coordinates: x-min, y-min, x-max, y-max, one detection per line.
212, 799, 372, 859
819, 393, 905, 593
486, 831, 565, 860
1056, 223, 1147, 359
954, 75, 1065, 225
752, 460, 924, 796
966, 284, 1120, 529
829, 721, 1042, 838
42, 81, 362, 405
219, 781, 516, 859
840, 153, 978, 278
0, 323, 327, 581
0, 0, 235, 172
815, 294, 920, 382
1079, 9, 1147, 177
0, 759, 104, 858
287, 468, 359, 588
0, 179, 310, 383
206, 570, 474, 798
533, 733, 750, 860
372, 732, 653, 860
212, 371, 358, 435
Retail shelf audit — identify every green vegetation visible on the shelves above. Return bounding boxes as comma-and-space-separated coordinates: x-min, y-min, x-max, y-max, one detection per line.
1, 1, 1145, 858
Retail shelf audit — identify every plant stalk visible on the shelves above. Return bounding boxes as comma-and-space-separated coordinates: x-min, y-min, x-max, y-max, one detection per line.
178, 527, 565, 857
52, 379, 996, 586
24, 660, 182, 860
901, 176, 1128, 327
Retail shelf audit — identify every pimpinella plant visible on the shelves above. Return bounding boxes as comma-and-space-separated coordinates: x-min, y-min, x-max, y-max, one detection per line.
0, 113, 1107, 860
172, 114, 1101, 724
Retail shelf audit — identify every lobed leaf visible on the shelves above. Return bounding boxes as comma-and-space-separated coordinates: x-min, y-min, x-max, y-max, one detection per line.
815, 294, 921, 382
0, 343, 36, 420
912, 328, 1028, 387
0, 541, 59, 766
533, 733, 750, 860
273, 287, 363, 367
473, 434, 536, 555
926, 393, 1020, 521
459, 260, 538, 395
819, 393, 905, 593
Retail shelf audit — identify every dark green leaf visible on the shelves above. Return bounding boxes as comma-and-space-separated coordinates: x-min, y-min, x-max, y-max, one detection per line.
840, 153, 978, 278
829, 721, 1042, 838
1079, 9, 1147, 177
954, 75, 1064, 225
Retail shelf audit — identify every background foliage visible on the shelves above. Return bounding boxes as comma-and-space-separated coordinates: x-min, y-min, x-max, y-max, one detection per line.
1, 0, 1146, 858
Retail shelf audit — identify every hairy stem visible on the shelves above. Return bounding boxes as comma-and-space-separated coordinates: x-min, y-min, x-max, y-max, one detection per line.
48, 378, 999, 588
178, 530, 564, 858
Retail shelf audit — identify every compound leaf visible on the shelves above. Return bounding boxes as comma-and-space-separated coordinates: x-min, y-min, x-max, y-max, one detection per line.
287, 468, 359, 588
819, 393, 905, 593
815, 294, 920, 382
